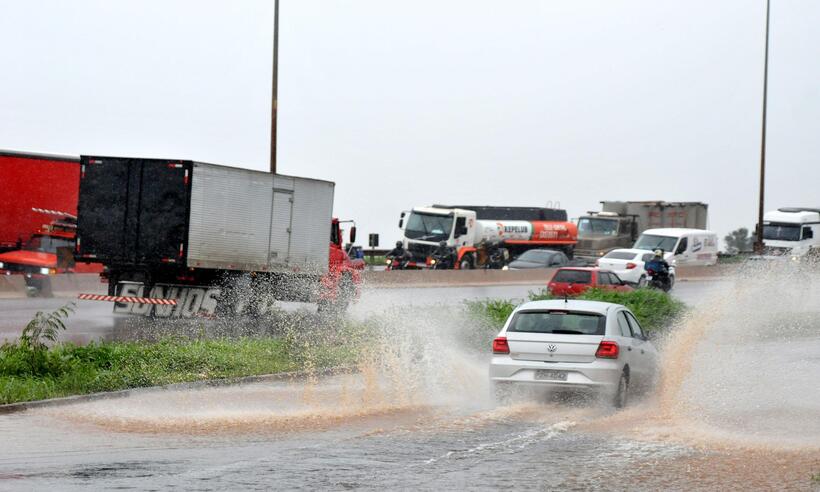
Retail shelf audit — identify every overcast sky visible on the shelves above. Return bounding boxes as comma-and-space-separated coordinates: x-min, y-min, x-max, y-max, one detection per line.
2, 0, 819, 248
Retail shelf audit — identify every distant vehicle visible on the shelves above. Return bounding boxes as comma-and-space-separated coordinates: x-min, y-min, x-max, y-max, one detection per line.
595, 248, 666, 287
489, 299, 659, 408
0, 150, 84, 253
547, 267, 634, 297
0, 213, 103, 296
762, 208, 820, 258
575, 201, 708, 263
397, 205, 577, 269
645, 265, 674, 292
633, 228, 718, 266
508, 249, 570, 270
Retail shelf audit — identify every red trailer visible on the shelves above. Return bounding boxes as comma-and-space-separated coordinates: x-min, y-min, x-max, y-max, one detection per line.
0, 150, 102, 295
0, 150, 81, 252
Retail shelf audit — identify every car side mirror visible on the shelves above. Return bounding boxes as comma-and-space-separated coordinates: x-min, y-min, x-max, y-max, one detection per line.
349, 226, 357, 244
398, 219, 404, 229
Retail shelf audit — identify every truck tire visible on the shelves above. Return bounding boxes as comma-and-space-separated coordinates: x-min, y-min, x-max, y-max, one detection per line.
459, 254, 475, 270
26, 277, 53, 298
318, 272, 354, 314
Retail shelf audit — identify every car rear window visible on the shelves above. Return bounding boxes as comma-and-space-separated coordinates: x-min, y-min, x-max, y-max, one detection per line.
603, 251, 637, 260
552, 270, 592, 284
508, 311, 605, 335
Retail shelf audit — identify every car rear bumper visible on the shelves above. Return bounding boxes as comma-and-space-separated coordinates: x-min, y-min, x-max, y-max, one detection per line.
489, 356, 622, 395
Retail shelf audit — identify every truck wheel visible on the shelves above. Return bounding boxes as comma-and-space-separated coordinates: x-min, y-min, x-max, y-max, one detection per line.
26, 277, 53, 298
459, 254, 474, 270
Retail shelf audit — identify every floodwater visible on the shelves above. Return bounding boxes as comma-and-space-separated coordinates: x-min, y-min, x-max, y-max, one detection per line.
1, 273, 819, 490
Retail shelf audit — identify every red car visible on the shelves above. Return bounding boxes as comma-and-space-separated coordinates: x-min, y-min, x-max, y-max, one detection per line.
547, 267, 634, 297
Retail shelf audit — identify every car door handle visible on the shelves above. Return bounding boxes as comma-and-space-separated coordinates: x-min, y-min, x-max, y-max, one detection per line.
627, 347, 632, 351
641, 349, 645, 354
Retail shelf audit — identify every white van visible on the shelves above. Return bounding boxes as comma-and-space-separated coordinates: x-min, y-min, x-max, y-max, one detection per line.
633, 228, 718, 266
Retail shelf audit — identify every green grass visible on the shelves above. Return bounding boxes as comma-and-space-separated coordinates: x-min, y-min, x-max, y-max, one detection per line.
0, 337, 353, 405
363, 255, 386, 266
466, 288, 686, 334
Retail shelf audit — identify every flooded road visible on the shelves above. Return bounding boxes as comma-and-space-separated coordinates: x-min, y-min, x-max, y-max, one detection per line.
1, 275, 819, 490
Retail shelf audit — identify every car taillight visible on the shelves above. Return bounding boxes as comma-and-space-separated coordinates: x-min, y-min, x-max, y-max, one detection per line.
626, 262, 637, 269
595, 340, 619, 359
492, 337, 510, 354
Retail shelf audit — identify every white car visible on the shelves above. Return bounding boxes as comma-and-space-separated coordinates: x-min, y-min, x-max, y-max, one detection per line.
489, 299, 659, 408
596, 248, 675, 288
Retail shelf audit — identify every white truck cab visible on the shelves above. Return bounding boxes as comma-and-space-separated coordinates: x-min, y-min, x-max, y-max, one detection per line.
398, 207, 476, 259
763, 208, 820, 256
633, 228, 718, 266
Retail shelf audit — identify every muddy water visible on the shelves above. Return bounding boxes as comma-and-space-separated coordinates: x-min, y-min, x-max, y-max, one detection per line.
1, 275, 819, 490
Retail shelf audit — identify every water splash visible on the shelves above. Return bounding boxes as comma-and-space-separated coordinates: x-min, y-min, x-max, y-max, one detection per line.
600, 262, 820, 453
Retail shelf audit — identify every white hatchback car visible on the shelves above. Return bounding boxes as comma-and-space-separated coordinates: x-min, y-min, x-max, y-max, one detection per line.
596, 248, 675, 288
489, 299, 658, 407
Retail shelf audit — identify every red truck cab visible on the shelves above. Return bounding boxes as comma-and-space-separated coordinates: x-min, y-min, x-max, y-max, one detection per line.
0, 217, 104, 292
547, 267, 634, 297
319, 218, 364, 309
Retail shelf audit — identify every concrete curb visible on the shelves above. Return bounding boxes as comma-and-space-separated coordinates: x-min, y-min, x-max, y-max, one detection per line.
0, 365, 356, 415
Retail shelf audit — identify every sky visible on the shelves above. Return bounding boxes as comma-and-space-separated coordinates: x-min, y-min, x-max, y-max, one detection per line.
2, 0, 819, 249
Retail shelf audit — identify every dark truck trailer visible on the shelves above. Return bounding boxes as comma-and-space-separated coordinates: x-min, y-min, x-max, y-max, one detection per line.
432, 205, 567, 222
75, 155, 334, 317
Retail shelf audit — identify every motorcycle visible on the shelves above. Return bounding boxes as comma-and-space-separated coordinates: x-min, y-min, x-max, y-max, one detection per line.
484, 245, 511, 270
645, 266, 675, 292
385, 253, 412, 271
429, 248, 456, 270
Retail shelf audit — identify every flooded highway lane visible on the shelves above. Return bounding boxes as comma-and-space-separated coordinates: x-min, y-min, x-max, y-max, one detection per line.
1, 375, 817, 491
1, 275, 819, 490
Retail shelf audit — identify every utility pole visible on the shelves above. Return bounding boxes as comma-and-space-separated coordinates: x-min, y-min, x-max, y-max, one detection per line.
754, 0, 771, 253
270, 0, 279, 174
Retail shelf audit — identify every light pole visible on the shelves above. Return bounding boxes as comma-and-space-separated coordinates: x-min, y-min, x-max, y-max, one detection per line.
270, 0, 279, 174
754, 0, 770, 253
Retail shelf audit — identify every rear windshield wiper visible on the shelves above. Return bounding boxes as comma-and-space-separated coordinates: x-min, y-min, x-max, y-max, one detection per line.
550, 329, 584, 335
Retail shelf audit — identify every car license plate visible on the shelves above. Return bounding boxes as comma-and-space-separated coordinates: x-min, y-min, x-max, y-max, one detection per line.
535, 370, 567, 381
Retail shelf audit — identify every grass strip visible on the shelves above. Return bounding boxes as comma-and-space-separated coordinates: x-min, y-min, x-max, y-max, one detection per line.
466, 288, 686, 333
0, 337, 352, 405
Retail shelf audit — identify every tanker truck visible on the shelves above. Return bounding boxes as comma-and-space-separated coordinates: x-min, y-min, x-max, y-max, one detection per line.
574, 201, 708, 263
397, 205, 577, 269
74, 154, 360, 317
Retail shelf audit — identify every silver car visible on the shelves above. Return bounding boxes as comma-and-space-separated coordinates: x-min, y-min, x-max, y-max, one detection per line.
489, 299, 658, 407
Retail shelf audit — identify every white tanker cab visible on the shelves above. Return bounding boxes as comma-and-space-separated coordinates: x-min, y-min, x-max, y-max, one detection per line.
398, 205, 578, 269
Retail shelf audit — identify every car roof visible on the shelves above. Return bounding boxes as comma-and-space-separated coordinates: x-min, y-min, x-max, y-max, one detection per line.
641, 228, 716, 236
607, 248, 650, 255
514, 299, 623, 315
554, 267, 610, 272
